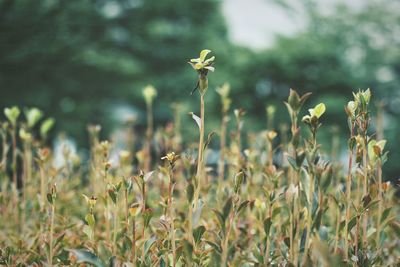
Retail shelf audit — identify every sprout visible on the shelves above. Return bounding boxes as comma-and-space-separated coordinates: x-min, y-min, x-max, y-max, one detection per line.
266, 105, 276, 117
216, 82, 230, 98
142, 85, 157, 105
189, 49, 215, 73
19, 128, 32, 141
266, 130, 277, 141
188, 49, 215, 95
25, 107, 43, 128
302, 103, 326, 123
161, 151, 179, 166
353, 88, 371, 106
216, 83, 232, 112
40, 118, 55, 139
368, 139, 387, 163
4, 106, 20, 127
129, 203, 141, 217
346, 101, 358, 118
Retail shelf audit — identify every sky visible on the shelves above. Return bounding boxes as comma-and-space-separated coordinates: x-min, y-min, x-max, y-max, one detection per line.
222, 0, 365, 50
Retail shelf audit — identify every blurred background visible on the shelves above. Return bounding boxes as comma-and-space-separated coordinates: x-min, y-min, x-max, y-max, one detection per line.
0, 0, 399, 178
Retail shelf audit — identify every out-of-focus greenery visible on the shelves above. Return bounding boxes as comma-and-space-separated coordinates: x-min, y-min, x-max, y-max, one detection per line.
0, 0, 399, 176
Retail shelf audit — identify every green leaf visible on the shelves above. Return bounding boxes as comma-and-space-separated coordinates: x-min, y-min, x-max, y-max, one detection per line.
222, 197, 233, 221
381, 207, 391, 223
389, 222, 400, 237
236, 200, 249, 214
212, 209, 225, 230
203, 131, 215, 151
309, 103, 326, 118
348, 216, 357, 232
205, 241, 222, 254
312, 209, 323, 231
182, 239, 194, 261
190, 112, 201, 131
143, 209, 153, 229
85, 213, 95, 227
186, 183, 194, 203
108, 256, 116, 267
233, 172, 245, 193
193, 225, 206, 245
40, 118, 55, 138
199, 49, 211, 62
67, 249, 105, 267
4, 106, 20, 126
47, 193, 53, 204
25, 107, 43, 128
192, 199, 204, 228
108, 188, 117, 204
144, 236, 156, 257
83, 225, 93, 239
54, 233, 65, 248
287, 156, 299, 171
263, 217, 272, 237
288, 89, 300, 110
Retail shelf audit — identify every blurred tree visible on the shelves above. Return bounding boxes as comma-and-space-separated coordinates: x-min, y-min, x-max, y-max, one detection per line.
239, 0, 400, 177
0, 0, 241, 144
1, 0, 399, 177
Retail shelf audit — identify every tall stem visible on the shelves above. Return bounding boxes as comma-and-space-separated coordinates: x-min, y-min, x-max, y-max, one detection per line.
131, 217, 136, 264
302, 171, 314, 266
362, 136, 368, 247
113, 202, 118, 255
145, 103, 153, 172
194, 94, 205, 210
39, 163, 46, 212
344, 130, 354, 260
334, 205, 341, 253
221, 211, 234, 267
168, 167, 176, 267
302, 131, 317, 266
49, 201, 55, 265
11, 129, 17, 190
218, 113, 228, 191
375, 159, 383, 246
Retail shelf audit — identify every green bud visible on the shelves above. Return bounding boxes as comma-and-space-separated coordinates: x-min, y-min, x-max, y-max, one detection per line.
4, 106, 20, 127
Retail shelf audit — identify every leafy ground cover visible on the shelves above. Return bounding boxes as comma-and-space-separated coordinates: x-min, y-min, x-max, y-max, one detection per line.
0, 50, 399, 266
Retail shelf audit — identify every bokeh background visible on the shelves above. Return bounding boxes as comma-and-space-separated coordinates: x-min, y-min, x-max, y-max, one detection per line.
1, 0, 399, 178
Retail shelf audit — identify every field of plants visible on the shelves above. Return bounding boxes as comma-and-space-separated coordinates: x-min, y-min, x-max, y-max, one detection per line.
0, 50, 399, 266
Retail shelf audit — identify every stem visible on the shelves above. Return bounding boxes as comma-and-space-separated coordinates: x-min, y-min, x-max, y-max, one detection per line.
302, 171, 314, 266
49, 201, 55, 265
334, 205, 340, 253
355, 216, 360, 258
104, 166, 111, 245
292, 186, 299, 264
376, 159, 382, 246
187, 201, 194, 245
113, 202, 118, 255
218, 113, 228, 192
264, 207, 273, 266
39, 163, 46, 212
141, 181, 146, 262
362, 136, 368, 247
145, 102, 153, 172
194, 94, 205, 211
221, 211, 234, 267
132, 217, 136, 264
289, 201, 294, 263
168, 167, 176, 267
11, 128, 17, 190
125, 188, 129, 232
302, 129, 317, 266
344, 136, 354, 260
